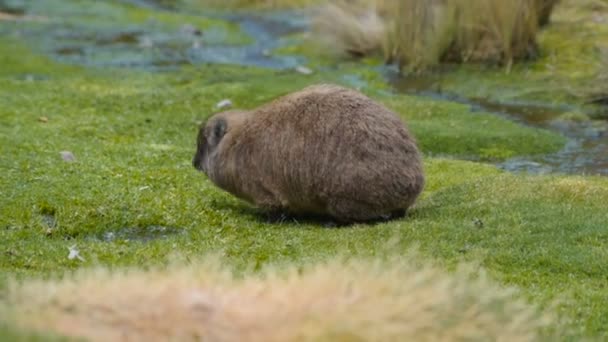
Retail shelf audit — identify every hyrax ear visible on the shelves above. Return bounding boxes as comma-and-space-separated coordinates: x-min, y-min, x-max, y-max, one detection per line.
210, 118, 227, 145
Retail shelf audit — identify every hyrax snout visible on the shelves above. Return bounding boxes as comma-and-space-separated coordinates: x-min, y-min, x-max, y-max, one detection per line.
193, 84, 424, 223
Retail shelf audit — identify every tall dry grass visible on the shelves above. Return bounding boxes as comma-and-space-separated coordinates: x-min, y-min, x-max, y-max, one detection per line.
536, 0, 561, 26
314, 0, 560, 72
383, 0, 457, 70
2, 256, 556, 341
312, 0, 386, 58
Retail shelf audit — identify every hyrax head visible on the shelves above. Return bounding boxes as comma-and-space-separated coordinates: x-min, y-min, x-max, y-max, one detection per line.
192, 110, 248, 174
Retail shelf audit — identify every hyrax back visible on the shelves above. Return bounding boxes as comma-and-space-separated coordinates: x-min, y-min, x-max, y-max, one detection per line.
193, 84, 424, 223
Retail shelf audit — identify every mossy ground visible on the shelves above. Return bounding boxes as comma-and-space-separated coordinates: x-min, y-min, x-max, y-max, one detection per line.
0, 0, 607, 340
418, 0, 608, 118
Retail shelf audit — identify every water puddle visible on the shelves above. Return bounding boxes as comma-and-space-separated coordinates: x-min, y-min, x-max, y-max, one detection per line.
25, 1, 310, 70
41, 214, 57, 229
390, 74, 608, 176
99, 225, 184, 242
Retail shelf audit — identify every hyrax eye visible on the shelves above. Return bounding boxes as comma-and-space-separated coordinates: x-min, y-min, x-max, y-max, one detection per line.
213, 119, 227, 140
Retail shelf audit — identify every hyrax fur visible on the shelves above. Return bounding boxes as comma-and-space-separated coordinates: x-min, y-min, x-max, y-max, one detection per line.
193, 84, 424, 223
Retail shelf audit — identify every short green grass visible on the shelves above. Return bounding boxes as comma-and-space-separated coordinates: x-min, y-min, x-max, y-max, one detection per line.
0, 1, 607, 340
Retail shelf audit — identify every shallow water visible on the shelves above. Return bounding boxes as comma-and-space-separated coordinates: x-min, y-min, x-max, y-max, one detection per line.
390, 74, 608, 176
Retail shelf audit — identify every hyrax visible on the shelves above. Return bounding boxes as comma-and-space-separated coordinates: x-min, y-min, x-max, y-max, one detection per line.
193, 84, 424, 223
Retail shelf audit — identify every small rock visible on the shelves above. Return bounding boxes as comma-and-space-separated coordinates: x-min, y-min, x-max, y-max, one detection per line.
192, 40, 202, 49
59, 151, 75, 162
295, 65, 313, 75
180, 24, 202, 36
103, 232, 115, 242
38, 116, 48, 123
473, 218, 484, 228
68, 245, 85, 261
262, 49, 271, 57
138, 36, 154, 48
216, 99, 233, 110
457, 246, 470, 254
593, 14, 606, 24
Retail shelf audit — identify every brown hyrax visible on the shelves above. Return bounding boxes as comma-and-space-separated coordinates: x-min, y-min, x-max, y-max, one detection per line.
193, 84, 424, 223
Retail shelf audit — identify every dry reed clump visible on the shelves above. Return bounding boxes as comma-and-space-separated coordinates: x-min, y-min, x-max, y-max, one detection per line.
2, 256, 555, 342
311, 0, 386, 58
313, 0, 561, 72
536, 0, 561, 26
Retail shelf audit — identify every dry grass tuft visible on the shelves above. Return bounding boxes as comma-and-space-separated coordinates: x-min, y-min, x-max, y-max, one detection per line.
2, 256, 555, 341
313, 0, 561, 72
383, 0, 457, 71
311, 0, 386, 58
536, 0, 561, 26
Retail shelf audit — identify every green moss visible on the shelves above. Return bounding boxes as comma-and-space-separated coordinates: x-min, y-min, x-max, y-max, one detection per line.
557, 111, 591, 122
383, 95, 566, 161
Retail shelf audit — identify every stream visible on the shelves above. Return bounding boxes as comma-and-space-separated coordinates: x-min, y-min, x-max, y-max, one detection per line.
390, 75, 608, 176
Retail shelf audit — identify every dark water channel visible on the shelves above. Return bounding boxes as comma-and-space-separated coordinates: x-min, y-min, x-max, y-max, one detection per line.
390, 75, 608, 176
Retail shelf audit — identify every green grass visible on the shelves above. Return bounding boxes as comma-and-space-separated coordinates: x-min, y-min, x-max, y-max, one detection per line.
0, 1, 607, 339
